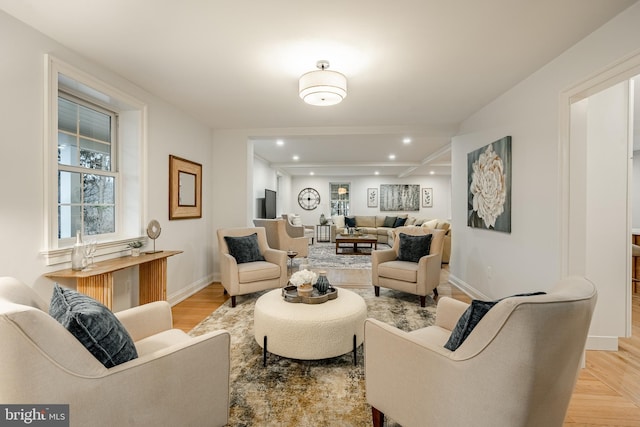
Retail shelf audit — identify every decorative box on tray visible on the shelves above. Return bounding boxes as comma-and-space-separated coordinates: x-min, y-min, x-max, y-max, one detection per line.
282, 285, 338, 304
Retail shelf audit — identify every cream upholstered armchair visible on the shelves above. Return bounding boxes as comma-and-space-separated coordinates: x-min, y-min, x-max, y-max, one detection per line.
217, 227, 287, 307
281, 213, 315, 245
372, 226, 445, 307
0, 276, 230, 427
365, 276, 597, 427
253, 218, 309, 258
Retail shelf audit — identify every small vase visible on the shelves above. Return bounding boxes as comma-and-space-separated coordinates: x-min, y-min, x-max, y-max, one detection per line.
298, 283, 313, 297
319, 213, 327, 225
131, 248, 140, 257
315, 271, 330, 294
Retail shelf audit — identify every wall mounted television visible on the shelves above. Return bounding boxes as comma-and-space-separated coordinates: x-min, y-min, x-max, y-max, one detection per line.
264, 189, 277, 219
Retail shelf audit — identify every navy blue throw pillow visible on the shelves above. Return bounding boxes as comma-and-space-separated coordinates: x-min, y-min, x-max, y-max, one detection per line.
397, 233, 433, 262
393, 217, 407, 227
444, 291, 547, 351
224, 233, 265, 264
345, 216, 356, 227
49, 284, 138, 368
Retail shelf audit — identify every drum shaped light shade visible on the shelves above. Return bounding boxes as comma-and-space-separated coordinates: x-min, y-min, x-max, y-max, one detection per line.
299, 69, 347, 106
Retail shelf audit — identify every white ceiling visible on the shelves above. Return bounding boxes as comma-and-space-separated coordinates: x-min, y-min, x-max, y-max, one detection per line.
1, 0, 635, 176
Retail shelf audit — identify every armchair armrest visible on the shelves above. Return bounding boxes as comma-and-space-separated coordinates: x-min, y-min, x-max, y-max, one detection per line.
434, 297, 469, 331
365, 319, 454, 424
115, 301, 173, 341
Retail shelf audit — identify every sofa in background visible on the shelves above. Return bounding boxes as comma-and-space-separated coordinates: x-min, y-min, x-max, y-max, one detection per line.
329, 215, 451, 263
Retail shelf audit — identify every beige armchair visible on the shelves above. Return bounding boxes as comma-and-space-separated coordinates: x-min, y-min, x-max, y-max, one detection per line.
0, 276, 230, 427
217, 227, 287, 307
253, 218, 309, 258
281, 213, 315, 244
365, 276, 597, 427
372, 226, 445, 307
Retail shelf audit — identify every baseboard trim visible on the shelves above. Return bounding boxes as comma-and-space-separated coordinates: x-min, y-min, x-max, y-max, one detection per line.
586, 335, 619, 351
167, 274, 214, 306
447, 274, 490, 300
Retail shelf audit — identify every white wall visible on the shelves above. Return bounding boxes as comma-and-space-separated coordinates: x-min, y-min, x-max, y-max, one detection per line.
450, 3, 640, 344
0, 11, 214, 308
288, 175, 451, 225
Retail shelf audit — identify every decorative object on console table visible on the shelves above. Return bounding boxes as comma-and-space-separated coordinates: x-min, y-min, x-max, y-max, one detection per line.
367, 188, 378, 208
422, 187, 433, 208
319, 213, 328, 225
146, 220, 163, 254
169, 155, 202, 219
467, 136, 512, 233
128, 241, 143, 257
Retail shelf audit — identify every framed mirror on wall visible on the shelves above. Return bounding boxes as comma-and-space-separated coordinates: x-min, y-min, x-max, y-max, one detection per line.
169, 155, 202, 220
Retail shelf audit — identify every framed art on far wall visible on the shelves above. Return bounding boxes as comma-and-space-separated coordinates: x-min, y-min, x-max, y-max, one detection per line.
367, 188, 378, 207
169, 155, 202, 220
422, 188, 433, 208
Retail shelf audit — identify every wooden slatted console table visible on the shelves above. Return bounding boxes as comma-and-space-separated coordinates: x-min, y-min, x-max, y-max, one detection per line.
45, 250, 182, 310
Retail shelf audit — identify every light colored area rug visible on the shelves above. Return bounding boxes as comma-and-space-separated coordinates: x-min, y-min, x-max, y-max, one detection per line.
299, 242, 390, 270
189, 288, 436, 427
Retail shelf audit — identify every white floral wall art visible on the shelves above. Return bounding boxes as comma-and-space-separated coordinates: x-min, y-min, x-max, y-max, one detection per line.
367, 188, 378, 208
467, 136, 512, 233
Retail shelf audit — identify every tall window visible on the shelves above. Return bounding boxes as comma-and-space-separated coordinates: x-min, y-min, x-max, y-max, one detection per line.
57, 93, 117, 239
44, 55, 146, 265
330, 182, 350, 216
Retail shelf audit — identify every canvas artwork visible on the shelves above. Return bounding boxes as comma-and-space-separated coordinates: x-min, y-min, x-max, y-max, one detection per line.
380, 184, 420, 211
467, 136, 512, 233
367, 188, 378, 207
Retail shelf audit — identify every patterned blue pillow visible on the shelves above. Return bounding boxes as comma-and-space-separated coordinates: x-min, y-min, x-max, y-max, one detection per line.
444, 292, 547, 351
49, 284, 138, 368
397, 233, 432, 262
224, 233, 265, 264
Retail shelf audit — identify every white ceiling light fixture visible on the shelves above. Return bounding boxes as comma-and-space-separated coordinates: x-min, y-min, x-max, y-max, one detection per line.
299, 60, 347, 106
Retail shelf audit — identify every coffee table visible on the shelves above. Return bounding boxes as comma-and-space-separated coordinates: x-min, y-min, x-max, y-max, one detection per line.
335, 234, 377, 255
253, 288, 367, 366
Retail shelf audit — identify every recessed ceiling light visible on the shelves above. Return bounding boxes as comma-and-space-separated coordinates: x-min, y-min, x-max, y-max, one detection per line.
293, 155, 299, 161
430, 171, 435, 175
388, 154, 396, 160
310, 171, 315, 175
276, 139, 284, 146
403, 138, 411, 144
374, 171, 379, 175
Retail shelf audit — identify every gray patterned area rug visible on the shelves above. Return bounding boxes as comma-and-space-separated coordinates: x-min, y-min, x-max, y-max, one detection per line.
298, 242, 390, 270
189, 288, 436, 427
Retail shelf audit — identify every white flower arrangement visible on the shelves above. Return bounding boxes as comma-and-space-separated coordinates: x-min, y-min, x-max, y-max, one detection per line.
289, 269, 318, 287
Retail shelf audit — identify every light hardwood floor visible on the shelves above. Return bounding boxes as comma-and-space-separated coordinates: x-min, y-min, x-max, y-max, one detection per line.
171, 267, 640, 426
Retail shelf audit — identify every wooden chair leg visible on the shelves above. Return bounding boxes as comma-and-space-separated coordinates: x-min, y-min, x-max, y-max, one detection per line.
374, 286, 380, 297
372, 406, 385, 427
433, 287, 438, 298
231, 295, 236, 308
420, 295, 426, 307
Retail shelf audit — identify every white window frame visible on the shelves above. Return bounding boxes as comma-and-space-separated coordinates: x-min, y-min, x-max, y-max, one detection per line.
43, 55, 148, 265
57, 91, 119, 241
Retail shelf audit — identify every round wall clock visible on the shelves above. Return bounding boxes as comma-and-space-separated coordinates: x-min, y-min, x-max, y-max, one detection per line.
298, 188, 321, 210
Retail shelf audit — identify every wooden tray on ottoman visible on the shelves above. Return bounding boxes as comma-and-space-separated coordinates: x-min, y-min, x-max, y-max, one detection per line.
282, 285, 338, 304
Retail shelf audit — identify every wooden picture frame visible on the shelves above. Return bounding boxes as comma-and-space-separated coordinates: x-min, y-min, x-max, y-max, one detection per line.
422, 188, 433, 208
169, 155, 202, 220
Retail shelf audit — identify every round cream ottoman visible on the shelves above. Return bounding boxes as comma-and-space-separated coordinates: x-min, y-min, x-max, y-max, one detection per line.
254, 288, 367, 364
